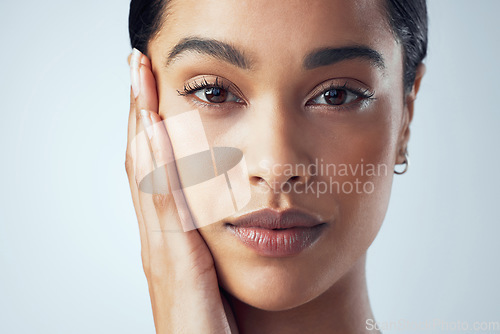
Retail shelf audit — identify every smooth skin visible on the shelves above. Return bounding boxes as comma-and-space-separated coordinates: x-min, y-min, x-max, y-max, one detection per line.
125, 53, 238, 333
125, 0, 425, 333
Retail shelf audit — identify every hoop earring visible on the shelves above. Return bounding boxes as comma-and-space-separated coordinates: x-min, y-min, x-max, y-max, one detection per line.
394, 150, 409, 175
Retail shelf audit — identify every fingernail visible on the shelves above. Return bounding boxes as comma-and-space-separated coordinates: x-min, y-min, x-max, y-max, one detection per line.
140, 109, 153, 139
130, 48, 142, 98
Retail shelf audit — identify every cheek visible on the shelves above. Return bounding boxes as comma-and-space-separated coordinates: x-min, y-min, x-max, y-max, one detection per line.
199, 107, 399, 311
158, 88, 189, 119
315, 100, 400, 265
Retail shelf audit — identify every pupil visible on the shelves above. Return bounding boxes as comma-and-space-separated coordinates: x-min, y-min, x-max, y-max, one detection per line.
205, 87, 227, 103
325, 89, 346, 105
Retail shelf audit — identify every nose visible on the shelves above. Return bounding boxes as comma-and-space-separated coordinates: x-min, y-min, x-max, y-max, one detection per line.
244, 100, 314, 193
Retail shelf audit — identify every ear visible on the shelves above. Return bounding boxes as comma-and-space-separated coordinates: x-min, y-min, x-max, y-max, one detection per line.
396, 63, 426, 164
127, 53, 132, 66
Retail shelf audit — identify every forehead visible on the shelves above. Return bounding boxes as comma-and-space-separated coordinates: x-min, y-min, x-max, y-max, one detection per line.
152, 0, 400, 74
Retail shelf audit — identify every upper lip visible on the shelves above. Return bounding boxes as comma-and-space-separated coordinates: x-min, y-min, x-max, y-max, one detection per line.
226, 208, 325, 229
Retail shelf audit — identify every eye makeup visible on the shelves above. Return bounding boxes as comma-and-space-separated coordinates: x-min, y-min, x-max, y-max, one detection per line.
178, 76, 234, 97
177, 75, 246, 110
305, 79, 376, 112
177, 75, 376, 112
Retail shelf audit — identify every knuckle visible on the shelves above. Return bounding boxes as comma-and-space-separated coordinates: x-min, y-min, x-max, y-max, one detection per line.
135, 167, 148, 186
125, 154, 135, 176
152, 193, 170, 210
141, 253, 150, 273
135, 109, 142, 123
148, 237, 167, 255
142, 263, 151, 278
148, 260, 171, 282
148, 268, 167, 283
130, 93, 136, 109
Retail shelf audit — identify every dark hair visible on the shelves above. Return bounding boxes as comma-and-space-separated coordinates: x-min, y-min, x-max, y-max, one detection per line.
128, 0, 168, 56
384, 0, 428, 93
129, 0, 427, 93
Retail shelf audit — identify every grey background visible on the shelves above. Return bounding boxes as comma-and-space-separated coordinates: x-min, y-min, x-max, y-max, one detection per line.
0, 1, 498, 333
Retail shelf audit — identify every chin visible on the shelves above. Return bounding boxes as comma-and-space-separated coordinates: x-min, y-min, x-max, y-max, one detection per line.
219, 259, 331, 311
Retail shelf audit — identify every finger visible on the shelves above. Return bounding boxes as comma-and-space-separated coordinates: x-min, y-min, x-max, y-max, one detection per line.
127, 85, 137, 146
131, 49, 195, 232
132, 50, 210, 273
147, 110, 196, 232
136, 52, 158, 114
126, 86, 150, 271
136, 109, 164, 239
129, 49, 158, 185
139, 52, 152, 70
130, 49, 161, 186
139, 110, 211, 275
130, 49, 168, 249
136, 109, 192, 276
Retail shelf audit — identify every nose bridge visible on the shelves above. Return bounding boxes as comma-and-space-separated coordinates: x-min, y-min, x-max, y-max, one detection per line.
244, 98, 312, 190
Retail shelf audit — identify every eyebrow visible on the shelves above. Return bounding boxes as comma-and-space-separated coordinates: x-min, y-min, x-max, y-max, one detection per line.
165, 37, 253, 70
303, 46, 385, 70
164, 37, 385, 71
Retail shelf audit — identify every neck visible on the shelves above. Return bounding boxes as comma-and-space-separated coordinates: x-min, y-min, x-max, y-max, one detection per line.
226, 253, 378, 334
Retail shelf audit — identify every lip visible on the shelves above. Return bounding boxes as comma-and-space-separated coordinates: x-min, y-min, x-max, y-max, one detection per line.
225, 208, 327, 257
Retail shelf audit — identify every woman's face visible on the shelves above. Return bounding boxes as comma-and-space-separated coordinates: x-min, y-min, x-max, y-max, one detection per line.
148, 0, 409, 310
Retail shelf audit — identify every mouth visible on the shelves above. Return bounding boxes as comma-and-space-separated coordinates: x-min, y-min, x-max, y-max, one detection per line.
225, 208, 328, 257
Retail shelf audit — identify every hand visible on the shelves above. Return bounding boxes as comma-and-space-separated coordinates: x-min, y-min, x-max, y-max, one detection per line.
124, 49, 238, 334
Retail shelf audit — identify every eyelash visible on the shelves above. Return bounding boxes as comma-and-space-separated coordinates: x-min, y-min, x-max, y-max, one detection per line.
177, 76, 233, 97
306, 81, 376, 111
177, 76, 376, 110
314, 81, 375, 101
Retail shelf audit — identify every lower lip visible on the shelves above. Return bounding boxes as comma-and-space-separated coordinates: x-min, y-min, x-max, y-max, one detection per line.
226, 224, 327, 257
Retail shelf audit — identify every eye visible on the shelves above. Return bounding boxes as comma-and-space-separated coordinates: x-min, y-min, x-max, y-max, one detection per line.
178, 76, 244, 106
193, 86, 241, 104
310, 88, 360, 106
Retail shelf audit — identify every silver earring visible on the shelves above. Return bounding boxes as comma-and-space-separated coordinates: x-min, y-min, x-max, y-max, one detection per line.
394, 149, 409, 175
